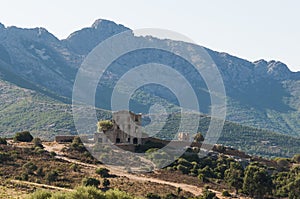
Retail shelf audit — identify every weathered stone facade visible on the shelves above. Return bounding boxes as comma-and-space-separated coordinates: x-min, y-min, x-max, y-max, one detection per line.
177, 132, 190, 142
94, 110, 142, 145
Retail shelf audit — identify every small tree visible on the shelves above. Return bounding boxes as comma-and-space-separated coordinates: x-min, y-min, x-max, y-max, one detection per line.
194, 132, 204, 143
225, 162, 243, 194
14, 131, 33, 142
97, 120, 113, 132
82, 177, 100, 187
96, 168, 110, 178
243, 165, 272, 198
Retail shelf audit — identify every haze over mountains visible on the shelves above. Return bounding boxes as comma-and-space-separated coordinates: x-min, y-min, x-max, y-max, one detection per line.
0, 19, 300, 138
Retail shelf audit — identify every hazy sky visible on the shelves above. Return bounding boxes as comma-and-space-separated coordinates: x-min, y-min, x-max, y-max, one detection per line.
0, 0, 299, 71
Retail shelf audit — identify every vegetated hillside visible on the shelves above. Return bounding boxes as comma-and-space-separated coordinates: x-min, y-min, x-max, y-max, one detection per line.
0, 77, 300, 158
0, 79, 75, 139
0, 20, 300, 137
0, 141, 195, 198
147, 112, 300, 158
1, 134, 300, 199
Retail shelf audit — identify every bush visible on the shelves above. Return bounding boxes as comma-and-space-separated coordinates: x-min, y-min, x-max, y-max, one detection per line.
102, 178, 110, 188
176, 164, 189, 174
146, 193, 161, 199
0, 152, 12, 163
0, 137, 7, 145
96, 168, 110, 177
82, 177, 100, 187
164, 193, 177, 199
71, 137, 86, 152
194, 132, 204, 143
14, 131, 33, 142
276, 158, 290, 168
50, 151, 56, 157
200, 189, 217, 199
36, 167, 44, 177
70, 163, 80, 172
21, 172, 29, 181
293, 154, 300, 163
222, 190, 231, 197
105, 189, 133, 199
45, 170, 59, 183
26, 189, 52, 199
70, 186, 104, 198
28, 186, 134, 199
97, 120, 113, 132
23, 161, 38, 174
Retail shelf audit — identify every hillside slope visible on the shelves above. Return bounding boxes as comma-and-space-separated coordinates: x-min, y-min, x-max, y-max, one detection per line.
0, 79, 74, 139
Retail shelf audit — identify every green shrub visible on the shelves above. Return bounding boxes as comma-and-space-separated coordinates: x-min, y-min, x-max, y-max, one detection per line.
293, 154, 300, 163
21, 172, 29, 181
105, 189, 133, 199
28, 186, 134, 199
50, 151, 57, 157
102, 178, 110, 188
26, 189, 52, 199
45, 170, 59, 183
176, 164, 189, 174
222, 190, 231, 197
164, 193, 177, 199
71, 137, 86, 152
70, 186, 105, 198
23, 161, 38, 174
96, 167, 110, 177
82, 177, 100, 187
200, 189, 217, 199
0, 152, 12, 163
0, 137, 7, 145
97, 120, 113, 132
36, 167, 44, 177
14, 131, 33, 142
70, 163, 80, 172
146, 193, 161, 199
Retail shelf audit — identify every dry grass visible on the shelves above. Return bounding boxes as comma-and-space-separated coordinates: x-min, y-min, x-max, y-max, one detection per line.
0, 185, 28, 199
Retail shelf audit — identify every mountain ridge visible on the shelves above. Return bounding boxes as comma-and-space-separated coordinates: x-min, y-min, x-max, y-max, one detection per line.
0, 19, 300, 137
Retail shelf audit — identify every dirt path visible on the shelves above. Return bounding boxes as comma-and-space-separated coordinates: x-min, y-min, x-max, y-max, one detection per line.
10, 180, 73, 192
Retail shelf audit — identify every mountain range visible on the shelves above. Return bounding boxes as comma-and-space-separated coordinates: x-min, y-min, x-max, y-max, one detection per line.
0, 19, 300, 141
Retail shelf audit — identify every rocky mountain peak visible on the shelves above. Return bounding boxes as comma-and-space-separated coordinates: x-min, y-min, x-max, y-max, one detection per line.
64, 19, 129, 55
254, 59, 292, 80
91, 19, 124, 29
